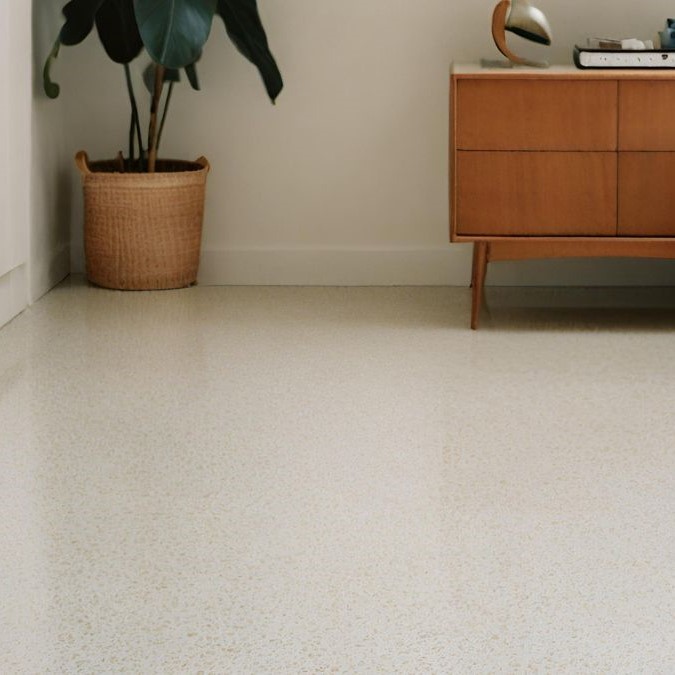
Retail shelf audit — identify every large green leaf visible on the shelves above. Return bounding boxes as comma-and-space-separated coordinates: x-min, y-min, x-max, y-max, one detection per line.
59, 0, 105, 45
134, 0, 217, 69
142, 62, 201, 92
95, 0, 144, 64
142, 62, 181, 93
216, 0, 283, 102
43, 39, 62, 98
184, 62, 200, 90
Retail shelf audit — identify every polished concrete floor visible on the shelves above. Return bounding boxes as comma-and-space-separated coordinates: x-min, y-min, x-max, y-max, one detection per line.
1, 279, 675, 673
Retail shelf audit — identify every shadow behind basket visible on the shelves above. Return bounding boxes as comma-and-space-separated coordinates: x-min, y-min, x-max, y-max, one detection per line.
76, 151, 210, 290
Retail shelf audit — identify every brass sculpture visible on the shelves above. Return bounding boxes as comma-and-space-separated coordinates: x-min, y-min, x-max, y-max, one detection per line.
491, 0, 552, 68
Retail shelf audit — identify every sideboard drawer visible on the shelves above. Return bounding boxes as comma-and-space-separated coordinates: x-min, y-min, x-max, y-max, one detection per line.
455, 151, 617, 236
619, 82, 675, 150
455, 80, 617, 150
619, 152, 675, 235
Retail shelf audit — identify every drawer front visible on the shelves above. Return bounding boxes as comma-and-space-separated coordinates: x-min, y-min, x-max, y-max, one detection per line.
454, 80, 617, 151
619, 82, 675, 150
619, 152, 675, 235
455, 151, 617, 236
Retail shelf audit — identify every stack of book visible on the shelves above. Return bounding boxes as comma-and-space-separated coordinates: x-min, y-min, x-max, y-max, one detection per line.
574, 37, 675, 69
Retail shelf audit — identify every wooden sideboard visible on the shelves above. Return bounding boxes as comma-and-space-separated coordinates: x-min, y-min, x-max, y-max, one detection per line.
450, 64, 675, 328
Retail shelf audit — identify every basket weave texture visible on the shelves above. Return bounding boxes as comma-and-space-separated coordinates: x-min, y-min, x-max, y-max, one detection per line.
76, 152, 209, 290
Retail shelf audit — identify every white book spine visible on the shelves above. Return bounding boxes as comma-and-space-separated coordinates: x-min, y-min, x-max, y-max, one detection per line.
579, 51, 675, 67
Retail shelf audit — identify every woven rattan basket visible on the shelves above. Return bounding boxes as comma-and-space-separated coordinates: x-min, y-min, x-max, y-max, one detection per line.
75, 151, 210, 290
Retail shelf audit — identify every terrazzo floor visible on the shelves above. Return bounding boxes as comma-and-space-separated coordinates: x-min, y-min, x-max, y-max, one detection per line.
1, 278, 675, 673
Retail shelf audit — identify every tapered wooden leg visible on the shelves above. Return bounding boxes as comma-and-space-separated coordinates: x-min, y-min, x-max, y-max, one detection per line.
470, 242, 488, 329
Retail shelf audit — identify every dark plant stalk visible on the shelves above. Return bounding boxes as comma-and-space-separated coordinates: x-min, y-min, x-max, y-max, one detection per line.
114, 151, 125, 173
127, 111, 135, 166
124, 63, 144, 171
147, 63, 165, 173
155, 81, 174, 153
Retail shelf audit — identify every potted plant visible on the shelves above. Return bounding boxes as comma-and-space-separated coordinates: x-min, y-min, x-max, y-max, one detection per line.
44, 0, 283, 290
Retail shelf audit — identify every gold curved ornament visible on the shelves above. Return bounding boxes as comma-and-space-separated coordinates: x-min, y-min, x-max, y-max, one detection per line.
491, 0, 552, 68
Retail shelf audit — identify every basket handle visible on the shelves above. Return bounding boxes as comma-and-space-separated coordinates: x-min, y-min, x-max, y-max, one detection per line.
195, 156, 210, 173
75, 151, 91, 175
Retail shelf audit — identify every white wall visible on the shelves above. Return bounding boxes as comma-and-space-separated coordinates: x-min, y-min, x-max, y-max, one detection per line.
1, 0, 71, 329
31, 0, 71, 302
0, 0, 31, 328
49, 0, 675, 286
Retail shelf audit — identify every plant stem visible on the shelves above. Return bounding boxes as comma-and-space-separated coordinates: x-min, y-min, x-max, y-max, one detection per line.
147, 63, 165, 173
156, 81, 174, 153
127, 113, 135, 166
124, 63, 144, 171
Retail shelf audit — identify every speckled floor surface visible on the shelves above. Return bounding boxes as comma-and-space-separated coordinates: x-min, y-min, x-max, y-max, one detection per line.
1, 279, 675, 673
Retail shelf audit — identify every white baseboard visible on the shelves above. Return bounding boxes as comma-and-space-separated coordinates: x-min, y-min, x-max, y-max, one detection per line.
198, 246, 471, 286
30, 243, 70, 303
0, 265, 28, 329
197, 246, 675, 287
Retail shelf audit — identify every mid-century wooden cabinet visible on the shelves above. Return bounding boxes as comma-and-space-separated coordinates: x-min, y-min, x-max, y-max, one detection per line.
450, 64, 675, 328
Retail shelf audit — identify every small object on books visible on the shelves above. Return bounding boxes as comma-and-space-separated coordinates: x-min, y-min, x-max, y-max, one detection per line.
586, 37, 622, 49
659, 18, 675, 48
490, 0, 552, 68
621, 38, 652, 50
586, 37, 654, 50
573, 45, 675, 69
